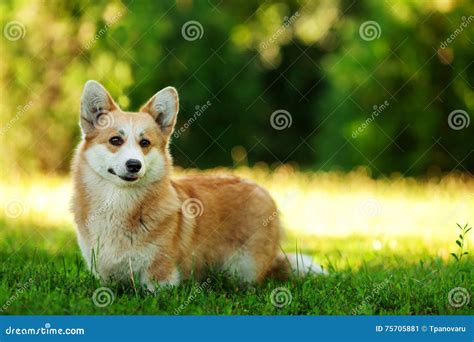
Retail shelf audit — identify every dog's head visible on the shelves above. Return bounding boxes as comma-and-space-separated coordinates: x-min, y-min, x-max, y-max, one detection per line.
79, 80, 178, 187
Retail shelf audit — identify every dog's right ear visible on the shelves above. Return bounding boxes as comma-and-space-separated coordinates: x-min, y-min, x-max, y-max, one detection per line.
80, 80, 118, 134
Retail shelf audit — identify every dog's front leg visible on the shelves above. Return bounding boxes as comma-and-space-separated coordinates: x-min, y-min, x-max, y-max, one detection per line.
142, 254, 180, 292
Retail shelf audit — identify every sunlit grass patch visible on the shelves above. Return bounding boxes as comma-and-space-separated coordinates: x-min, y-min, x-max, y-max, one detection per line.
2, 167, 473, 242
0, 169, 472, 314
0, 221, 472, 315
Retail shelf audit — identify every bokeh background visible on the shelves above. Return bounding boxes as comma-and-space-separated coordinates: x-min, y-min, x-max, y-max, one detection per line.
0, 0, 473, 315
1, 0, 473, 175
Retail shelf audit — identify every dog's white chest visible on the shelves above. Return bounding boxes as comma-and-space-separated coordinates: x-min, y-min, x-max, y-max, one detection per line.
78, 188, 156, 282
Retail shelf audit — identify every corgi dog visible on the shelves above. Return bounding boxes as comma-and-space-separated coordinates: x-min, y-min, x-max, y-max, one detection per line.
71, 80, 325, 291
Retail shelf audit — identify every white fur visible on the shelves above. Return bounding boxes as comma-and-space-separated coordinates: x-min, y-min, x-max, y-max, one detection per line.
159, 269, 181, 287
78, 168, 158, 285
80, 80, 116, 134
224, 249, 256, 282
286, 253, 328, 275
147, 87, 178, 127
84, 122, 166, 187
76, 106, 175, 290
76, 82, 182, 289
81, 81, 112, 116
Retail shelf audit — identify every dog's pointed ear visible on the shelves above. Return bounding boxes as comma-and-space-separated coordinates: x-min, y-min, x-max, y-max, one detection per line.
80, 80, 118, 134
140, 87, 179, 135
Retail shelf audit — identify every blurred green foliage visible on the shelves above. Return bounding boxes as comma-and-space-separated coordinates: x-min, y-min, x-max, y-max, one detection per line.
0, 0, 472, 175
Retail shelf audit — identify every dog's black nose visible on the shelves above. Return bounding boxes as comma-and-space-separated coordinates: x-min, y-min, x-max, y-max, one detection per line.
125, 159, 142, 173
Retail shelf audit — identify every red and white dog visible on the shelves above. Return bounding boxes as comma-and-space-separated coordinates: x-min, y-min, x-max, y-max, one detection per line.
71, 80, 325, 291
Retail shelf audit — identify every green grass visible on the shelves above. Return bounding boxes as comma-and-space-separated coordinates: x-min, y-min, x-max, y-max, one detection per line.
0, 218, 472, 315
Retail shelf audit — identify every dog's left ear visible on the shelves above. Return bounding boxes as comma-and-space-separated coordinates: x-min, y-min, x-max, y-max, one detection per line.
140, 87, 179, 135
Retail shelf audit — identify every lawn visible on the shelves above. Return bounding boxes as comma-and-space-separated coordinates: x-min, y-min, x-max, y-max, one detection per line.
0, 168, 472, 315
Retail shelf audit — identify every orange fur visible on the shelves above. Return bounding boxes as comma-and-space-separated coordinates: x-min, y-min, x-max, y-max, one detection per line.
72, 81, 324, 289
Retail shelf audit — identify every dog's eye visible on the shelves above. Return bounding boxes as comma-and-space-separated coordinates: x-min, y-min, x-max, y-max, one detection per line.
109, 136, 124, 146
139, 139, 151, 148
